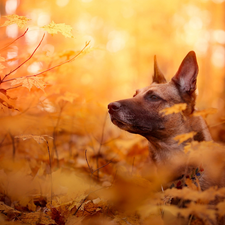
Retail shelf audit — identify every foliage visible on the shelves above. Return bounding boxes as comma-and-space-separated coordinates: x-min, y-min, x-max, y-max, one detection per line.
0, 0, 225, 224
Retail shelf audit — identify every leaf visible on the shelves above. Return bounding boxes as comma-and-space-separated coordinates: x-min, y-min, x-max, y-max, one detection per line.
42, 21, 74, 38
11, 76, 46, 92
0, 55, 6, 72
217, 202, 225, 216
0, 89, 15, 99
160, 103, 187, 115
174, 131, 196, 145
1, 14, 31, 28
15, 134, 53, 144
0, 63, 6, 71
192, 108, 217, 119
0, 97, 18, 111
0, 55, 5, 62
56, 92, 79, 103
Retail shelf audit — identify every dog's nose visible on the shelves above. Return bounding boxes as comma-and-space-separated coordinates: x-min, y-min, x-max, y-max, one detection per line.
108, 102, 121, 113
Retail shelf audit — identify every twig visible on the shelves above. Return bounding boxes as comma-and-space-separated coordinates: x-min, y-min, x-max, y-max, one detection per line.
0, 134, 7, 148
5, 85, 22, 90
92, 159, 113, 175
52, 102, 67, 167
131, 157, 135, 175
85, 149, 93, 173
45, 139, 53, 204
96, 113, 108, 179
3, 41, 90, 84
0, 28, 29, 52
2, 33, 45, 82
73, 187, 105, 216
9, 132, 16, 160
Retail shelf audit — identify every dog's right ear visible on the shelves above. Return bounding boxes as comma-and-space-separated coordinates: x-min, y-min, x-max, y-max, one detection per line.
172, 51, 199, 94
152, 55, 167, 84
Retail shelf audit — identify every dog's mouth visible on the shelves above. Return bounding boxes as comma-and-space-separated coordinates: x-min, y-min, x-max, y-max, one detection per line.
111, 117, 128, 129
110, 115, 152, 134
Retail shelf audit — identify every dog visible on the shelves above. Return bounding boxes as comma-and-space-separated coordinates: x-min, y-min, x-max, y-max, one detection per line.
108, 51, 225, 191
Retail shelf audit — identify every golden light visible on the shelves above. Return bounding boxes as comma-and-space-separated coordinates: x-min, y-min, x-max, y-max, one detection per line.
56, 0, 70, 7
5, 0, 18, 14
27, 62, 42, 74
6, 23, 18, 38
37, 13, 51, 26
211, 46, 225, 68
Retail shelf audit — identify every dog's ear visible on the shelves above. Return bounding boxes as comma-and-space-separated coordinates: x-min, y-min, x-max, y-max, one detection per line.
172, 51, 198, 94
152, 55, 167, 84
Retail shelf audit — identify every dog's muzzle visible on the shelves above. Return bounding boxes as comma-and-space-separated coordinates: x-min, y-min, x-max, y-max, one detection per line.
108, 101, 127, 128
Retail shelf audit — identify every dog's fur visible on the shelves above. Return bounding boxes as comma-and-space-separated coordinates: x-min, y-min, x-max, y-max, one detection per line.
108, 51, 224, 191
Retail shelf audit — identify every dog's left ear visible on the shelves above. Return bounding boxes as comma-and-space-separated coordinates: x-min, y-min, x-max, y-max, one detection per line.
172, 51, 199, 94
152, 55, 167, 84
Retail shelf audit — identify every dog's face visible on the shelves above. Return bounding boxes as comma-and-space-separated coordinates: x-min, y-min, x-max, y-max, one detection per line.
108, 51, 199, 140
108, 82, 180, 137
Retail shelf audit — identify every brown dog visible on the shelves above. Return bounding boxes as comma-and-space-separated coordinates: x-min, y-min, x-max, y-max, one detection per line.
108, 51, 223, 190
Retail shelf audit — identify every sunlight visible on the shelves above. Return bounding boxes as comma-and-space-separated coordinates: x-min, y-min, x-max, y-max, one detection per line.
56, 0, 70, 7
211, 46, 225, 68
6, 24, 18, 38
5, 0, 18, 14
213, 30, 225, 44
211, 0, 224, 3
81, 73, 93, 85
7, 48, 18, 66
81, 0, 92, 2
27, 62, 42, 74
25, 27, 41, 45
37, 13, 51, 26
106, 31, 127, 52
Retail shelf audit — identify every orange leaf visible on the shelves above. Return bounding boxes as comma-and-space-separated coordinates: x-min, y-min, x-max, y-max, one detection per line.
174, 131, 196, 145
0, 55, 5, 62
42, 21, 74, 38
160, 103, 187, 115
1, 14, 31, 28
15, 134, 53, 144
0, 63, 5, 72
11, 76, 46, 92
56, 92, 79, 103
192, 108, 217, 119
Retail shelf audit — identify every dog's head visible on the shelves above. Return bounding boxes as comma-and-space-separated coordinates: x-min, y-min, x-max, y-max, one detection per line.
108, 51, 199, 140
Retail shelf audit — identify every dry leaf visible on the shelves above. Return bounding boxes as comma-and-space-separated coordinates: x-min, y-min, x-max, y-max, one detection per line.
1, 14, 31, 28
11, 76, 46, 92
0, 97, 18, 111
0, 55, 5, 62
160, 103, 187, 115
42, 21, 74, 38
56, 92, 79, 103
174, 131, 196, 144
15, 134, 53, 144
217, 201, 225, 216
192, 108, 217, 119
0, 63, 6, 71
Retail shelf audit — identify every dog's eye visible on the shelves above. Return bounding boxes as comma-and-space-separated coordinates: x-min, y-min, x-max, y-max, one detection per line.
150, 95, 158, 99
148, 94, 160, 101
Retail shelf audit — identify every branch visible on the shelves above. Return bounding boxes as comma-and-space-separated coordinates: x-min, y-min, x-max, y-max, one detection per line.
0, 28, 29, 52
92, 157, 114, 175
5, 85, 22, 90
96, 113, 107, 179
2, 33, 45, 82
85, 149, 93, 173
2, 41, 90, 84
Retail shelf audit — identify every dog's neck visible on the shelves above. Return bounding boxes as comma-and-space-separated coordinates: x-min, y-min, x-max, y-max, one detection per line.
146, 114, 212, 165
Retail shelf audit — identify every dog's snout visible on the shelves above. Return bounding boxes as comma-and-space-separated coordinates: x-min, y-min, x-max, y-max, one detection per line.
108, 102, 121, 113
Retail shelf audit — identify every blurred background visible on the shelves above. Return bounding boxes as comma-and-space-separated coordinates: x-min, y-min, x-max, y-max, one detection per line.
0, 0, 224, 142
